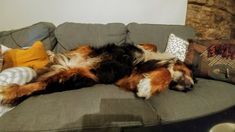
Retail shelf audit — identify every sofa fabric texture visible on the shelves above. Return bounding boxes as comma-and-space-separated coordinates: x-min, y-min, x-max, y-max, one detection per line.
148, 78, 235, 123
54, 22, 127, 53
0, 22, 56, 50
0, 85, 159, 131
0, 22, 234, 131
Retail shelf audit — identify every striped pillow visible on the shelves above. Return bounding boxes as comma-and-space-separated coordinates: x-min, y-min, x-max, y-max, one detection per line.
0, 67, 37, 86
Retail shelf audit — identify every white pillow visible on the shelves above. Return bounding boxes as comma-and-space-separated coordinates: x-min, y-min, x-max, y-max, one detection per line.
0, 67, 37, 86
165, 34, 189, 61
0, 66, 36, 117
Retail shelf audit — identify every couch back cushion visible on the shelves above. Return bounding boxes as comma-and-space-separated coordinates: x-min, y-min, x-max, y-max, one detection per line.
126, 23, 196, 52
0, 22, 56, 50
54, 22, 126, 53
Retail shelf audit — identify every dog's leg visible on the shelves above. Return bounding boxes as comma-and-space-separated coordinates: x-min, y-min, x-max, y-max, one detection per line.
54, 67, 98, 82
115, 73, 143, 91
137, 68, 172, 99
0, 82, 47, 105
0, 67, 97, 105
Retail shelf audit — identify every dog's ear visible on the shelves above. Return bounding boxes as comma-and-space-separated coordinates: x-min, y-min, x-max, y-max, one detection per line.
185, 63, 198, 84
136, 60, 160, 73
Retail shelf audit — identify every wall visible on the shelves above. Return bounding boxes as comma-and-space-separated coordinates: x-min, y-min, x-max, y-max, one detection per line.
0, 0, 188, 31
186, 0, 235, 39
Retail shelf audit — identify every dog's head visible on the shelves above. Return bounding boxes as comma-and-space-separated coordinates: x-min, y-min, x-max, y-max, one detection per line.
168, 60, 195, 92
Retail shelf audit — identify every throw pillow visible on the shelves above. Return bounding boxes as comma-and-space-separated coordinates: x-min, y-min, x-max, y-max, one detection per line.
0, 66, 36, 117
165, 33, 189, 61
185, 39, 235, 84
2, 41, 49, 70
0, 67, 37, 86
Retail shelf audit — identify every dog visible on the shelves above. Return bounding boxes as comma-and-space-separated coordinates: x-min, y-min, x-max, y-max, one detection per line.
116, 58, 195, 99
0, 43, 195, 105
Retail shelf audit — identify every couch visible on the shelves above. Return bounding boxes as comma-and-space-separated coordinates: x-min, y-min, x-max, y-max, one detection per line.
0, 22, 234, 132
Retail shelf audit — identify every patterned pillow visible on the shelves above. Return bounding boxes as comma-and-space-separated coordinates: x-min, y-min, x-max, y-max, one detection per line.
185, 39, 235, 84
0, 67, 37, 86
0, 66, 36, 117
165, 34, 189, 61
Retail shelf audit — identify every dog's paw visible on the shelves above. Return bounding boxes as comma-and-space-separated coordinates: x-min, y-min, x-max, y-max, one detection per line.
0, 84, 19, 105
136, 77, 152, 99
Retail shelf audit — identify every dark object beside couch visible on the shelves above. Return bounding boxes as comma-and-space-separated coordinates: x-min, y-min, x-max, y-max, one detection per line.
0, 22, 234, 132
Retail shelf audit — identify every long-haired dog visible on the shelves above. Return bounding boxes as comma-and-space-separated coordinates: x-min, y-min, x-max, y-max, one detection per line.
116, 59, 195, 99
0, 43, 195, 105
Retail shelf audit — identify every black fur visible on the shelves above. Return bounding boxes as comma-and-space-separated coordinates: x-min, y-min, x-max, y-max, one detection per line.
185, 64, 198, 84
8, 43, 197, 105
90, 43, 143, 83
37, 43, 196, 94
33, 74, 97, 95
32, 43, 143, 95
17, 74, 97, 105
94, 60, 132, 83
135, 59, 171, 73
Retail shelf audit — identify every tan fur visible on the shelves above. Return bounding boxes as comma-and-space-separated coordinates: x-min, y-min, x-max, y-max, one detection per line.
137, 44, 175, 62
173, 61, 192, 77
116, 67, 172, 97
0, 44, 194, 104
0, 45, 99, 105
138, 43, 157, 52
66, 45, 92, 58
116, 60, 194, 98
149, 68, 172, 95
115, 73, 144, 91
1, 82, 47, 105
0, 67, 97, 104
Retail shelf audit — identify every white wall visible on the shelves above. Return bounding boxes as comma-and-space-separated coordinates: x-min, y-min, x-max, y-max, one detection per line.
0, 0, 188, 31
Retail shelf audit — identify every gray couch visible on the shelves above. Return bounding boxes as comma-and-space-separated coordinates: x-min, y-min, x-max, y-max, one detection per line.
0, 22, 234, 132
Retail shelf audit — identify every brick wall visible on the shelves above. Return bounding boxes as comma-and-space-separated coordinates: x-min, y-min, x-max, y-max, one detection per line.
186, 0, 235, 39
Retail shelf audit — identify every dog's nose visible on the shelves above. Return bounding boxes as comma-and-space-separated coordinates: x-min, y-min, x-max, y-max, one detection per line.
182, 85, 193, 92
185, 83, 194, 91
186, 83, 194, 88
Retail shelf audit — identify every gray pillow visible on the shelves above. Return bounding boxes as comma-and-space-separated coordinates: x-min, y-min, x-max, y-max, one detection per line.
126, 23, 196, 52
54, 22, 127, 53
0, 22, 56, 50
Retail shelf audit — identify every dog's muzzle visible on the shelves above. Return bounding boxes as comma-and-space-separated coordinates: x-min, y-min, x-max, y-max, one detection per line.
169, 75, 194, 92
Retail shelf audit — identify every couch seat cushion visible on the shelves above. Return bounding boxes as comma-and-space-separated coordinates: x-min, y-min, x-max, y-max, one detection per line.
0, 84, 159, 131
147, 78, 235, 124
54, 22, 126, 53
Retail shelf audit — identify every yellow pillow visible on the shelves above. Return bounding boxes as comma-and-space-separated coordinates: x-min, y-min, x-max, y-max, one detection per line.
3, 41, 49, 70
